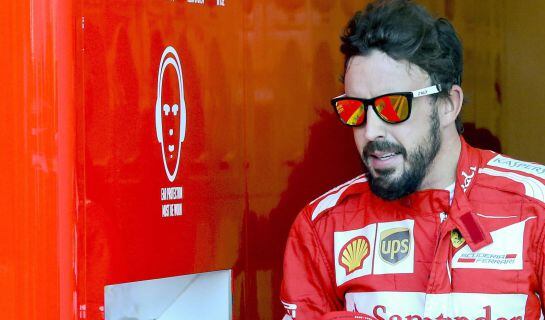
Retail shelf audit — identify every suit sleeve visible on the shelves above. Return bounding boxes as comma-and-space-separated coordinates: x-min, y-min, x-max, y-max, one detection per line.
539, 216, 545, 317
280, 209, 342, 320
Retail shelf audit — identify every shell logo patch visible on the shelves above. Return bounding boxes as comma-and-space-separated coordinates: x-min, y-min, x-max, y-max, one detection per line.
339, 236, 370, 275
451, 229, 465, 248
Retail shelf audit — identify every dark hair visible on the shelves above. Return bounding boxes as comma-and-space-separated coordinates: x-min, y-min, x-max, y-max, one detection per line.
341, 0, 464, 133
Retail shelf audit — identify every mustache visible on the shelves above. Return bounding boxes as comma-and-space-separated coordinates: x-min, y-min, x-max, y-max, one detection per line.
363, 140, 407, 158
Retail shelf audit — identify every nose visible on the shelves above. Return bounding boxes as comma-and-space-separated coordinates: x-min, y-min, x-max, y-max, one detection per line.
362, 106, 387, 141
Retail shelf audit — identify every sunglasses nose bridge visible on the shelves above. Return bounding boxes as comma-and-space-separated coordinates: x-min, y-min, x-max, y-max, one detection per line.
362, 103, 388, 140
354, 101, 373, 127
357, 101, 372, 125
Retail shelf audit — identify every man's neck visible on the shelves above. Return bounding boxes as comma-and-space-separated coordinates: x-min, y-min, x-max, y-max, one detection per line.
419, 133, 462, 191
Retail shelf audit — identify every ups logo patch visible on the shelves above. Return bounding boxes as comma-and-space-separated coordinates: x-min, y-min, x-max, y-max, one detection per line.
380, 227, 411, 264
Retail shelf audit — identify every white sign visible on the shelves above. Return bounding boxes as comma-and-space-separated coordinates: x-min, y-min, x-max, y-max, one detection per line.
105, 270, 232, 320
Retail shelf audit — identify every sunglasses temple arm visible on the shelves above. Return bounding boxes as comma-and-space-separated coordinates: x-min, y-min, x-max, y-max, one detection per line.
412, 84, 442, 98
332, 94, 346, 100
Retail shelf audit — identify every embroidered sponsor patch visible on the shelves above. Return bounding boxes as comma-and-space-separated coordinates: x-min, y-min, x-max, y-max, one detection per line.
345, 291, 527, 320
334, 225, 376, 285
334, 220, 414, 285
460, 166, 477, 192
456, 253, 517, 264
373, 220, 414, 275
339, 236, 371, 275
451, 229, 466, 248
379, 227, 410, 264
488, 154, 545, 180
452, 218, 534, 270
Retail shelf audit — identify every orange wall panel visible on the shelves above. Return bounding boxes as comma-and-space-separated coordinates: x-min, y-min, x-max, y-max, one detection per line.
0, 1, 362, 319
0, 1, 77, 319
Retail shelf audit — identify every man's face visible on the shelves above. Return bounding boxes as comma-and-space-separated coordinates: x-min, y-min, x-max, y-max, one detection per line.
161, 62, 183, 176
344, 51, 441, 200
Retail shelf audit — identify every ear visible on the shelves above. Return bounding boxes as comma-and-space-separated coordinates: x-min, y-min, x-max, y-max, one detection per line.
438, 84, 463, 128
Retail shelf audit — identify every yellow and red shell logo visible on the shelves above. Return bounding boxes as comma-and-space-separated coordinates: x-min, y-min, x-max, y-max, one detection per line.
339, 236, 370, 275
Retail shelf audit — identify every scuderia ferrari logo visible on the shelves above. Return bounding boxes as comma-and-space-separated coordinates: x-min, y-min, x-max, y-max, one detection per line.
380, 228, 410, 264
334, 219, 414, 286
452, 218, 534, 270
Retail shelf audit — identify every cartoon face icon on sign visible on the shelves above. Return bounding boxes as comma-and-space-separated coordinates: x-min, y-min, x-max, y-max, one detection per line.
155, 46, 186, 182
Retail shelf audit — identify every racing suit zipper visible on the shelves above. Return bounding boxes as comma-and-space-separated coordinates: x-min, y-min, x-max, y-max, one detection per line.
440, 212, 454, 286
430, 212, 453, 291
432, 212, 447, 264
424, 212, 455, 316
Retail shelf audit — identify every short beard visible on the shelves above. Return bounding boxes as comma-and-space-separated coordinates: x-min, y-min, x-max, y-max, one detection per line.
364, 108, 441, 200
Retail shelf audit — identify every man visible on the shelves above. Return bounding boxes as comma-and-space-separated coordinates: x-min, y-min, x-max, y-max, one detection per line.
280, 1, 545, 319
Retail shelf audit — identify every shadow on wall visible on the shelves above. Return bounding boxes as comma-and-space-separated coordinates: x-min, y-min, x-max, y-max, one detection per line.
236, 109, 362, 320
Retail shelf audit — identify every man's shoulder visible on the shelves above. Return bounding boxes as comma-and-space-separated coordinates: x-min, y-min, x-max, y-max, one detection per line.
474, 151, 545, 204
300, 174, 370, 223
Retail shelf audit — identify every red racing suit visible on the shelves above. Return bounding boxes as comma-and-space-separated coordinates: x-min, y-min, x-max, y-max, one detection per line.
281, 138, 545, 320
